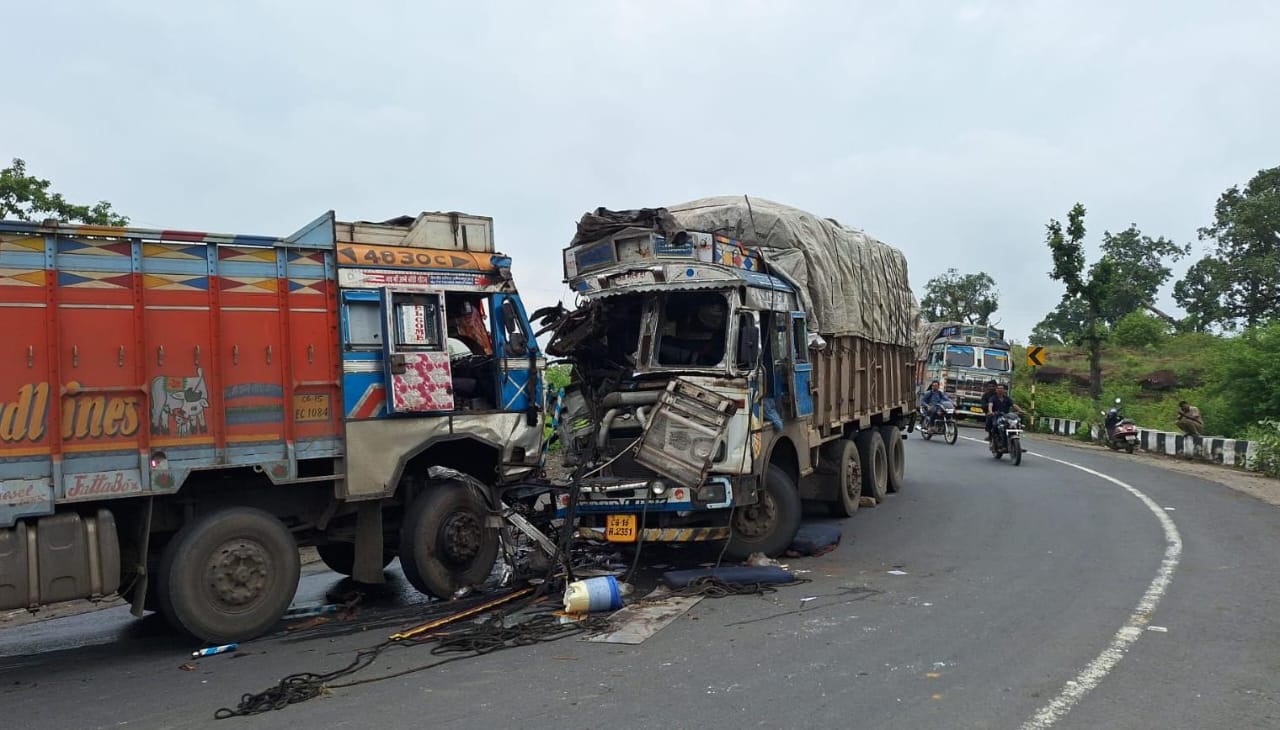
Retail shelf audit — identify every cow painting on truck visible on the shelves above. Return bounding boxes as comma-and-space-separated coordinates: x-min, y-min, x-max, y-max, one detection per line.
0, 210, 544, 643
541, 197, 919, 558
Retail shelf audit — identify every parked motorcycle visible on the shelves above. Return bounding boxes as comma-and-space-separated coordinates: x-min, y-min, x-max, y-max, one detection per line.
918, 398, 959, 444
990, 412, 1024, 465
1102, 397, 1139, 454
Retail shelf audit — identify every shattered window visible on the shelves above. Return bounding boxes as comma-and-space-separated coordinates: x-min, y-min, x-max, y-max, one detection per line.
656, 291, 728, 367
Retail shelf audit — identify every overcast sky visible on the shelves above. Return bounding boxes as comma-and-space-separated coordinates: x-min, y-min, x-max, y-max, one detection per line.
4, 1, 1278, 341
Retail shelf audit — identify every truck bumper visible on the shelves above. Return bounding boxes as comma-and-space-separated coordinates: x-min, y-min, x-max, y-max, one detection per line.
557, 476, 744, 544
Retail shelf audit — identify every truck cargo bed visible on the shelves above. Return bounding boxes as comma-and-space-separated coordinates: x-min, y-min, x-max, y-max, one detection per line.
0, 218, 341, 527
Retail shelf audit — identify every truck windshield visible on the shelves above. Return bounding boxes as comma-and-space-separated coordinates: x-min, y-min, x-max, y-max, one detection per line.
657, 291, 728, 367
983, 349, 1010, 371
946, 345, 975, 368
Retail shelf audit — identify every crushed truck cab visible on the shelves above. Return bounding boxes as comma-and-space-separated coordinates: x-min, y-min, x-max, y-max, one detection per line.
546, 197, 919, 559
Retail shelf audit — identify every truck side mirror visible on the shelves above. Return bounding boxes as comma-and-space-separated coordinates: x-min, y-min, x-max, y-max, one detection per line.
736, 315, 760, 369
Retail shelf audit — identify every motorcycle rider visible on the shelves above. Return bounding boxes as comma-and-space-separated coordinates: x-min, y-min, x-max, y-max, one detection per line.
980, 380, 999, 439
920, 380, 946, 429
986, 383, 1024, 443
1105, 402, 1123, 434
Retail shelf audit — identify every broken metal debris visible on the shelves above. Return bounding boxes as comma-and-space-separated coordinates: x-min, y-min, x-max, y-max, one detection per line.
192, 643, 238, 659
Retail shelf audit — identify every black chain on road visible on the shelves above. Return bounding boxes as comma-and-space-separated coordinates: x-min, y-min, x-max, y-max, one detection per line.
668, 575, 812, 599
214, 611, 611, 719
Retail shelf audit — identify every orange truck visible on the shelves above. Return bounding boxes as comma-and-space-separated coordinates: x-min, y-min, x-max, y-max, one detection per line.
0, 211, 546, 642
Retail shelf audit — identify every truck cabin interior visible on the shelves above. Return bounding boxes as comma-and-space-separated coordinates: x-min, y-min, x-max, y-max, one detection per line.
444, 292, 501, 410
656, 291, 729, 368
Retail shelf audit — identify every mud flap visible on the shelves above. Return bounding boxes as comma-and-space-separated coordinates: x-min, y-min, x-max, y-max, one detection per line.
352, 502, 386, 584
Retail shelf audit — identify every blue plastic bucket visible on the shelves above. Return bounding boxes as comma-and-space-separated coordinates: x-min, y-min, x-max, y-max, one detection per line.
563, 575, 624, 613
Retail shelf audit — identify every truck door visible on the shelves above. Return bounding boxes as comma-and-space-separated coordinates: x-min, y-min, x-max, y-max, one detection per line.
491, 293, 540, 416
788, 312, 814, 418
380, 288, 454, 413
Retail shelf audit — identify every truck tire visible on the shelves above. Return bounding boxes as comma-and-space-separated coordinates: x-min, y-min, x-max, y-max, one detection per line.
316, 542, 395, 579
881, 425, 906, 493
725, 463, 802, 560
825, 439, 862, 518
156, 507, 301, 644
856, 429, 888, 502
399, 480, 499, 600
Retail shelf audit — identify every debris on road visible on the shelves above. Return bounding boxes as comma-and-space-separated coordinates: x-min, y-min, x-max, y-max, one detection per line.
563, 576, 626, 613
661, 566, 797, 590
744, 552, 783, 567
191, 643, 238, 658
585, 590, 703, 645
786, 524, 843, 557
282, 603, 341, 620
887, 570, 908, 576
179, 662, 198, 672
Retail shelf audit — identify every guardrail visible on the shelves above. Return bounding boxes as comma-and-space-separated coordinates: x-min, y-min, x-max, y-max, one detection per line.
1032, 416, 1260, 471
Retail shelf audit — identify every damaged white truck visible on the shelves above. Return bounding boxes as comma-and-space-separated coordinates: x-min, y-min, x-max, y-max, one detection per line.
542, 197, 919, 559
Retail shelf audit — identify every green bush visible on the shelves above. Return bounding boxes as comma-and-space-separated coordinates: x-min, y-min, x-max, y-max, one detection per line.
1243, 420, 1280, 477
1111, 311, 1168, 349
544, 363, 572, 393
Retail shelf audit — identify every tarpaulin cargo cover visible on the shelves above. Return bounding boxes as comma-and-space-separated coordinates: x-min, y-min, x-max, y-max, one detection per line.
569, 195, 919, 347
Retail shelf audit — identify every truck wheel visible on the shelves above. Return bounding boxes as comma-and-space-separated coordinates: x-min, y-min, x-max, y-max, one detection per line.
156, 507, 300, 644
856, 429, 888, 502
880, 425, 905, 493
399, 480, 499, 600
316, 543, 394, 578
725, 463, 802, 560
825, 439, 862, 518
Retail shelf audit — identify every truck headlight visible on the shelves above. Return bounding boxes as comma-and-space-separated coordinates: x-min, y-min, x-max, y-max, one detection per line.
650, 479, 668, 497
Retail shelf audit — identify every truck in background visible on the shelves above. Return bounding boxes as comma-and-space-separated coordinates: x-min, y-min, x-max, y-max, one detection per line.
915, 321, 1012, 419
543, 197, 919, 558
0, 211, 544, 643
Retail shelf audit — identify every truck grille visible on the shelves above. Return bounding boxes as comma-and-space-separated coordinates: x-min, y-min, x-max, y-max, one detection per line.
604, 438, 658, 479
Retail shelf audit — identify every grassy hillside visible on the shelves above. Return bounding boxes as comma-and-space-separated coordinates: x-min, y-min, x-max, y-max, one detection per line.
1009, 333, 1233, 437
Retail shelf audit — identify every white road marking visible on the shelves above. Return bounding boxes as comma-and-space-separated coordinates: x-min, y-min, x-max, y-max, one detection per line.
962, 435, 1183, 728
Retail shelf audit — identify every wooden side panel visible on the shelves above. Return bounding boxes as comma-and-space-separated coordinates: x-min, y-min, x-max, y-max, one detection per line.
808, 335, 916, 433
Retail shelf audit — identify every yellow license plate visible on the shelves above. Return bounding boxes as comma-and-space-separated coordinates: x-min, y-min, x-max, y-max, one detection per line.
605, 514, 638, 543
970, 407, 984, 413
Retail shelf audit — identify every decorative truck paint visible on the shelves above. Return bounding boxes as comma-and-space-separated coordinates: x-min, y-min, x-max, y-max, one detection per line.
0, 210, 545, 644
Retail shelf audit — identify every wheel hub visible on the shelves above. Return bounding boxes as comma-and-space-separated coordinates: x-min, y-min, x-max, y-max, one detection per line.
844, 460, 859, 501
207, 541, 269, 608
439, 511, 483, 565
733, 491, 777, 539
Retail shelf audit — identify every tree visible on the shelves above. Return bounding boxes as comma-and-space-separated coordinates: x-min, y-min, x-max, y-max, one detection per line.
1204, 321, 1280, 437
1030, 293, 1088, 345
1045, 203, 1112, 400
1172, 256, 1230, 333
1110, 310, 1168, 348
919, 268, 999, 325
0, 158, 128, 226
1097, 224, 1189, 324
1191, 166, 1280, 328
1033, 222, 1186, 343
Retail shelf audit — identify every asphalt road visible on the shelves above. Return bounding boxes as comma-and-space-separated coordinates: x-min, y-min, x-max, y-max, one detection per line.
3, 432, 1279, 729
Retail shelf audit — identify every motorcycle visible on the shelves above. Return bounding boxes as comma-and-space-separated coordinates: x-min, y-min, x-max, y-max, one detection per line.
1102, 397, 1139, 454
989, 411, 1024, 466
918, 398, 959, 445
